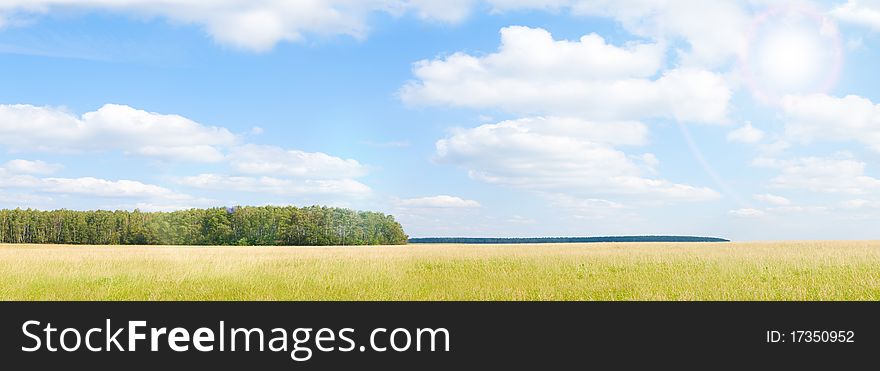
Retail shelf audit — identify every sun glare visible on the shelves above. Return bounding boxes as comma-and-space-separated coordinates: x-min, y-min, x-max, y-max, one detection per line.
757, 28, 823, 90
741, 6, 842, 104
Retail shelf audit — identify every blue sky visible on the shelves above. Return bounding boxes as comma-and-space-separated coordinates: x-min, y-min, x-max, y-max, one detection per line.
1, 1, 880, 240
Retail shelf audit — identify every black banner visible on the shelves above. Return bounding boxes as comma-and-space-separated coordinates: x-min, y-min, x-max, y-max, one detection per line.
1, 302, 876, 369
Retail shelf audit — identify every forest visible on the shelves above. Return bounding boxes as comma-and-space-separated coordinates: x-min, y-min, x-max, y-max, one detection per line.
0, 206, 408, 246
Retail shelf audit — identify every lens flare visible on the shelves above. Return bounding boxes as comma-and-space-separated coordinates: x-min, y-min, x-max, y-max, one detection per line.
758, 28, 822, 89
740, 5, 843, 105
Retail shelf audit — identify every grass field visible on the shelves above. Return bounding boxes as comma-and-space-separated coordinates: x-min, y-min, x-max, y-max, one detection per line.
1, 241, 879, 300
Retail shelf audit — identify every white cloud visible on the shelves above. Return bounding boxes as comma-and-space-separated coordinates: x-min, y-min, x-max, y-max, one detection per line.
755, 155, 880, 194
758, 140, 792, 156
229, 144, 367, 179
491, 0, 751, 67
839, 199, 880, 210
543, 193, 630, 220
505, 214, 537, 224
781, 94, 880, 152
841, 199, 870, 209
0, 173, 200, 210
436, 116, 720, 201
727, 122, 765, 144
0, 173, 41, 189
730, 205, 831, 218
0, 159, 62, 175
442, 116, 648, 149
0, 0, 758, 62
404, 0, 475, 22
464, 25, 668, 79
189, 145, 374, 198
401, 26, 730, 123
729, 208, 766, 217
0, 191, 53, 206
0, 104, 236, 162
178, 174, 371, 197
549, 196, 625, 210
753, 193, 791, 206
0, 101, 375, 206
768, 205, 830, 215
41, 177, 187, 199
397, 195, 481, 208
0, 1, 377, 51
0, 1, 491, 52
832, 0, 880, 31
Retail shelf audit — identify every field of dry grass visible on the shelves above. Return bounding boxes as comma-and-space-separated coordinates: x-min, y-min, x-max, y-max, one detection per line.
1, 241, 879, 300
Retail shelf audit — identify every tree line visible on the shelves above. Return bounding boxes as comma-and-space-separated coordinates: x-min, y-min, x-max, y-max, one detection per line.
408, 236, 730, 244
0, 206, 408, 246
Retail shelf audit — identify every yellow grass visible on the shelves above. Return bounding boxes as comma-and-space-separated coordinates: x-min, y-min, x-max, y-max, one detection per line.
1, 241, 879, 300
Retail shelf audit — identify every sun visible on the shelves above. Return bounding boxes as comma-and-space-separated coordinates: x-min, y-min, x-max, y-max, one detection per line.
757, 27, 823, 91
741, 6, 842, 104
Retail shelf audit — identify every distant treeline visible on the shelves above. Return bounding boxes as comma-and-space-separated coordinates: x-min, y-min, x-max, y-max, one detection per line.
408, 236, 730, 244
0, 206, 408, 246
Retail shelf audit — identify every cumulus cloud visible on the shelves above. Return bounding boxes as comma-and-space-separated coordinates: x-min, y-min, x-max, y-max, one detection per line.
754, 155, 880, 194
541, 193, 630, 220
729, 208, 766, 218
0, 172, 193, 204
178, 174, 371, 197
404, 0, 475, 22
42, 177, 188, 199
401, 26, 730, 123
0, 0, 492, 51
0, 1, 373, 51
729, 205, 832, 218
0, 173, 199, 210
781, 94, 880, 152
0, 101, 376, 203
396, 195, 481, 208
415, 1, 753, 67
727, 122, 765, 144
753, 193, 791, 206
0, 159, 62, 175
0, 191, 53, 207
0, 1, 759, 57
482, 0, 751, 67
0, 104, 236, 162
183, 145, 373, 198
228, 144, 367, 179
436, 117, 720, 202
839, 199, 880, 210
832, 0, 880, 31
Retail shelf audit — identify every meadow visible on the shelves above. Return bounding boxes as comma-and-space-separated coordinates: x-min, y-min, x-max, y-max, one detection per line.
1, 241, 879, 301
